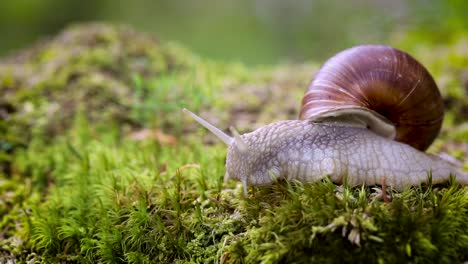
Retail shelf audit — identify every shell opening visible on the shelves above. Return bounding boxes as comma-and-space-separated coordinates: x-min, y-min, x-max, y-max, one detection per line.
309, 106, 396, 140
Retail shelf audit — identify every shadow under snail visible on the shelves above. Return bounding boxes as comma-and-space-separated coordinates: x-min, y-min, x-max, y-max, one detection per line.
184, 45, 468, 196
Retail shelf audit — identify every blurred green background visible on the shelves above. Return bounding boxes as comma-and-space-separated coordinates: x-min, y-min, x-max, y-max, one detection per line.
0, 0, 467, 65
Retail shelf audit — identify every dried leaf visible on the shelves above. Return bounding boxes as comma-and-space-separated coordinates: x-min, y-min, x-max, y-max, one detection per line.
128, 128, 178, 145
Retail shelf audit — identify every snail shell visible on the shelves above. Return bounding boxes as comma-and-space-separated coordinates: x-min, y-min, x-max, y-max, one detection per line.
299, 45, 444, 151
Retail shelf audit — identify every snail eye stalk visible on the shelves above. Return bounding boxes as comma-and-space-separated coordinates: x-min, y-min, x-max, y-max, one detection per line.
183, 108, 233, 146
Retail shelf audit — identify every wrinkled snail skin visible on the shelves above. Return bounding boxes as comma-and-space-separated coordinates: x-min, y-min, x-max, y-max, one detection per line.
183, 45, 467, 194
225, 120, 468, 191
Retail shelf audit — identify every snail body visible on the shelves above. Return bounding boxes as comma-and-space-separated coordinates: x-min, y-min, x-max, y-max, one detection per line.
224, 120, 466, 190
184, 45, 467, 195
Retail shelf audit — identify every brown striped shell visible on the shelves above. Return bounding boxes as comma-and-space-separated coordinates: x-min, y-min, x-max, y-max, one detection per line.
299, 45, 444, 151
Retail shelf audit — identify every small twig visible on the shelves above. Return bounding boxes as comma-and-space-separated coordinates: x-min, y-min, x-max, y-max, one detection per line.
381, 176, 392, 203
0, 225, 10, 240
176, 164, 200, 174
208, 196, 222, 207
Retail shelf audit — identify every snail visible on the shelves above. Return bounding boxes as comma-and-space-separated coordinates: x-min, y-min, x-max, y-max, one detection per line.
184, 45, 468, 196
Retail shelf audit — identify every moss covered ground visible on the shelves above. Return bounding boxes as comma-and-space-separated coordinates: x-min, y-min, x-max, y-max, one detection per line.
1, 23, 467, 263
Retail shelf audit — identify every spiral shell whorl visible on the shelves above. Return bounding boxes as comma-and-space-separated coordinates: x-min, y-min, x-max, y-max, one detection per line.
299, 45, 444, 151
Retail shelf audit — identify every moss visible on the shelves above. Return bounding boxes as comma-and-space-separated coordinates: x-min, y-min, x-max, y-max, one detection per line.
5, 133, 468, 263
0, 23, 197, 138
1, 23, 468, 262
0, 23, 237, 175
5, 130, 466, 263
225, 182, 468, 263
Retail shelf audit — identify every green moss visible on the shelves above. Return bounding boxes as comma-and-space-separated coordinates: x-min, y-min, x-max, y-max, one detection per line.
0, 23, 200, 137
0, 23, 245, 176
226, 182, 468, 263
5, 132, 467, 263
1, 23, 468, 262
5, 127, 466, 263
